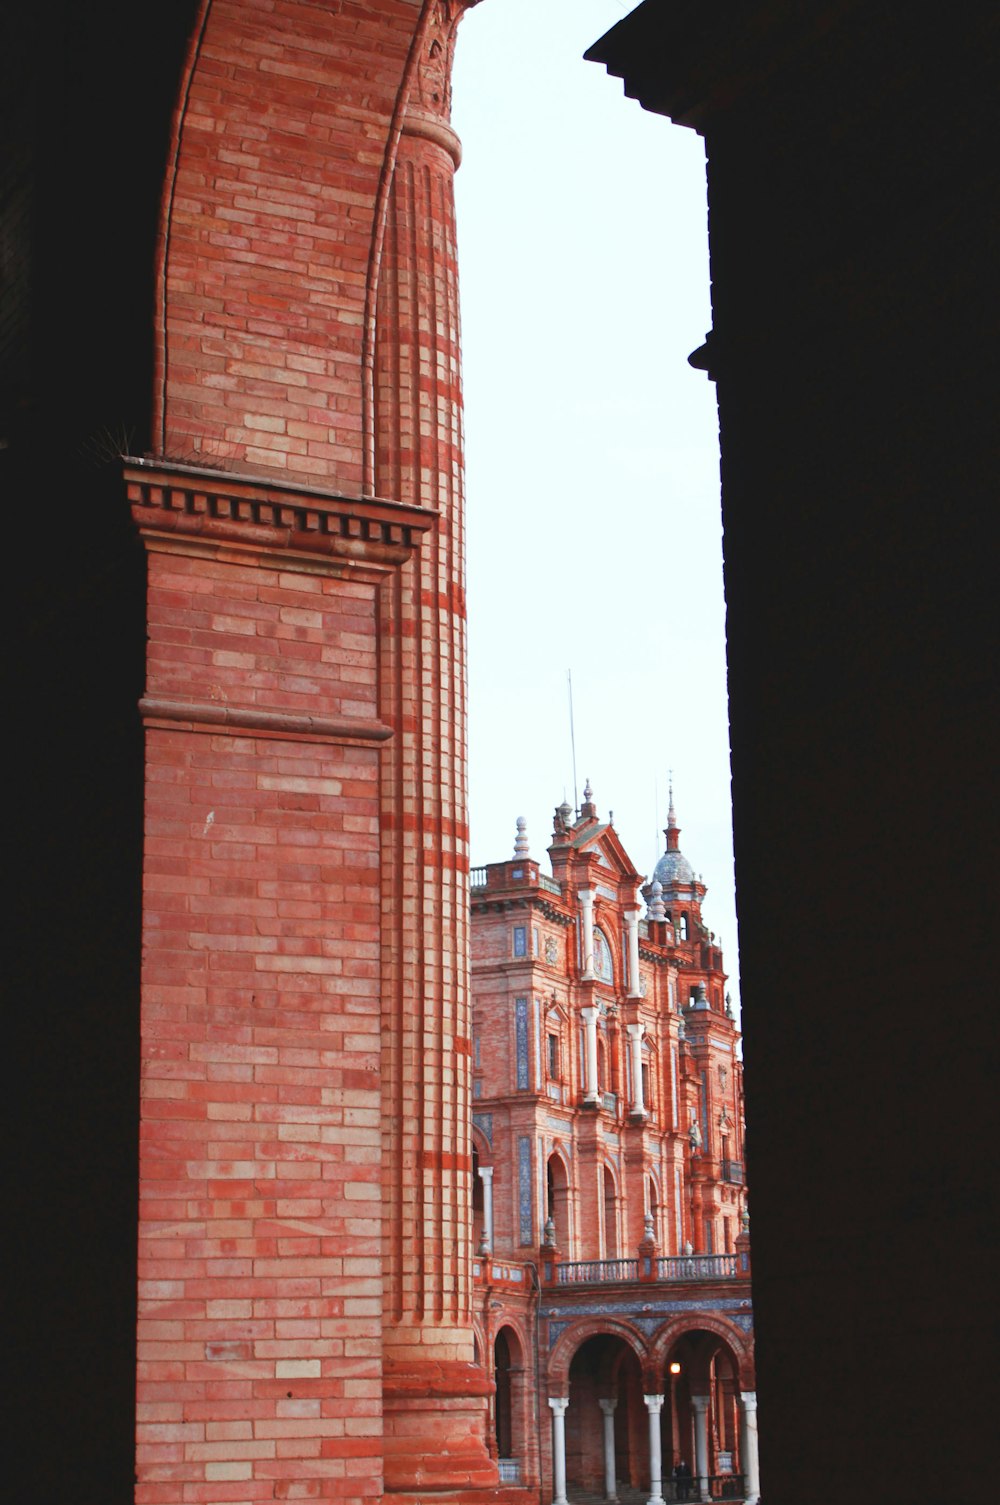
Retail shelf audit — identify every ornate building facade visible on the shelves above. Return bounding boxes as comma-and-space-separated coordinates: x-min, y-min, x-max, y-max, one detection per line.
470, 790, 758, 1503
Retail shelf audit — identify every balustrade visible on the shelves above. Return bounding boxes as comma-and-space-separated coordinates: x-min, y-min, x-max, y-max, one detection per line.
657, 1252, 738, 1281
555, 1258, 639, 1285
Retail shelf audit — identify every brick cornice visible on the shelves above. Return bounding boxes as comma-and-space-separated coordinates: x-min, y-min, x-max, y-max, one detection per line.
138, 696, 393, 747
124, 459, 436, 572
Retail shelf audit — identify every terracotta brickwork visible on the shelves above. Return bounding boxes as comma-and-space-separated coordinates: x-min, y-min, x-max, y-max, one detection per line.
471, 799, 754, 1498
134, 3, 497, 1501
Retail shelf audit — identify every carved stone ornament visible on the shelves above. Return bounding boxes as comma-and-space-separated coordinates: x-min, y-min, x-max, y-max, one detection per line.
415, 1, 468, 121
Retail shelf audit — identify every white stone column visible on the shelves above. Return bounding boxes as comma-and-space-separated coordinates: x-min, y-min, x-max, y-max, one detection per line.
643, 1394, 666, 1505
740, 1391, 760, 1505
548, 1397, 570, 1505
627, 1023, 646, 1116
579, 888, 596, 978
478, 1165, 494, 1251
691, 1394, 710, 1502
598, 1398, 618, 1502
626, 907, 641, 996
581, 1005, 600, 1104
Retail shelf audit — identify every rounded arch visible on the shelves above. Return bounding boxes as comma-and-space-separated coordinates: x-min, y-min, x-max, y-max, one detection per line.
597, 1032, 609, 1094
600, 1157, 620, 1259
471, 1121, 493, 1163
597, 1152, 621, 1196
593, 925, 615, 983
546, 1147, 571, 1250
641, 1035, 658, 1115
650, 1313, 755, 1390
547, 1316, 650, 1392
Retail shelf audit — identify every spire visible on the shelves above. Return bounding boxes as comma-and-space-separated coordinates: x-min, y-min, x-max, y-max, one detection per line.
652, 774, 695, 890
664, 773, 681, 853
513, 815, 530, 859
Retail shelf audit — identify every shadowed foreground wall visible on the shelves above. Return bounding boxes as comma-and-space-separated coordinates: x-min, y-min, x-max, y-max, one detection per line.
588, 3, 997, 1501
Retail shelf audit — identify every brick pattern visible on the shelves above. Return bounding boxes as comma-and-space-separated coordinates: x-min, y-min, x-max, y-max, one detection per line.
372, 6, 495, 1484
136, 538, 390, 1504
136, 1, 494, 1499
155, 0, 415, 489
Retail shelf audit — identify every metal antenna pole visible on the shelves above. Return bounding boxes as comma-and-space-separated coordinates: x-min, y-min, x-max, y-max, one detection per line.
567, 670, 579, 817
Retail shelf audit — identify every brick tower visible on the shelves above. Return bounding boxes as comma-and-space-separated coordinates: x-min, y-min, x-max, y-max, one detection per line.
469, 796, 756, 1502
129, 4, 503, 1501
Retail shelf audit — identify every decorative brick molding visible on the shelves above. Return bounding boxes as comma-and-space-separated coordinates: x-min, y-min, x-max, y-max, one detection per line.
125, 460, 435, 570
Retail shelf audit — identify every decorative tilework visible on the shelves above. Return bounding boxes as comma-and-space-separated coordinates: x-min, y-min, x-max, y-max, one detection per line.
518, 1136, 533, 1245
542, 1294, 752, 1346
472, 1112, 493, 1147
515, 997, 529, 1089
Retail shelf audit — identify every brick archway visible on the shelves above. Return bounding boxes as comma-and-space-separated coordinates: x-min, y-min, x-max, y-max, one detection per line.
133, 3, 493, 1502
547, 1315, 650, 1393
649, 1313, 755, 1390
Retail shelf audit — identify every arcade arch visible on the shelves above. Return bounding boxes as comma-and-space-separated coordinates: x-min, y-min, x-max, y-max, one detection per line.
565, 1332, 646, 1498
660, 1326, 752, 1493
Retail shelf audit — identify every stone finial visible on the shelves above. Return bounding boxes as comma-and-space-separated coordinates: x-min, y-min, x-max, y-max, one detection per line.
543, 1216, 557, 1248
647, 879, 666, 922
725, 991, 734, 1018
514, 815, 530, 859
644, 1212, 655, 1240
580, 778, 596, 819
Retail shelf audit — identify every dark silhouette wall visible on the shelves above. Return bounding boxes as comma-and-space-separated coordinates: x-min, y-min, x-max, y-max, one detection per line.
5, 3, 198, 1497
588, 3, 997, 1500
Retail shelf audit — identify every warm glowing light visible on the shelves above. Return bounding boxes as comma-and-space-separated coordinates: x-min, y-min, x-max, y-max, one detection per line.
669, 1361, 682, 1374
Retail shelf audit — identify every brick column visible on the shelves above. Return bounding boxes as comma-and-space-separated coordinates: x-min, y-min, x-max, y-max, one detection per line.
129, 467, 433, 1505
373, 2, 496, 1491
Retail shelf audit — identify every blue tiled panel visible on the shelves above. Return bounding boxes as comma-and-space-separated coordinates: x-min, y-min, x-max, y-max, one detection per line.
518, 1136, 532, 1245
515, 997, 529, 1089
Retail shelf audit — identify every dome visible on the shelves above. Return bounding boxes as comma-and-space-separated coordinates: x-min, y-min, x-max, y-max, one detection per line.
653, 846, 694, 888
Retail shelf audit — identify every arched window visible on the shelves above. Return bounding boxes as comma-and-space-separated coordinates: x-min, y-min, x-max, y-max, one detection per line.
679, 913, 689, 941
494, 1328, 513, 1460
602, 1163, 618, 1259
593, 927, 614, 983
547, 1153, 569, 1248
472, 1145, 484, 1228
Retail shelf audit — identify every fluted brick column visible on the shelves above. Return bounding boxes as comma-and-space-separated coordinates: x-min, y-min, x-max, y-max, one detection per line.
373, 2, 496, 1491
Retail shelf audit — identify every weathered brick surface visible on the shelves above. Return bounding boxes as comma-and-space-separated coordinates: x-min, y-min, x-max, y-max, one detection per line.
155, 0, 417, 489
136, 1, 495, 1500
136, 543, 388, 1503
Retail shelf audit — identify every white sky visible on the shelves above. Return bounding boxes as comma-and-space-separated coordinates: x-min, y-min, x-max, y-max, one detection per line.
452, 0, 739, 1012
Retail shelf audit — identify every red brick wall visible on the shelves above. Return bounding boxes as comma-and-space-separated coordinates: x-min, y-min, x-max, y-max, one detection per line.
154, 0, 416, 489
135, 1, 491, 1499
134, 508, 396, 1502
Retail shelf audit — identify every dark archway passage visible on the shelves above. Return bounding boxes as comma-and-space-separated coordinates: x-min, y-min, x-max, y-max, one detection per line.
665, 1329, 744, 1490
566, 1333, 645, 1496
